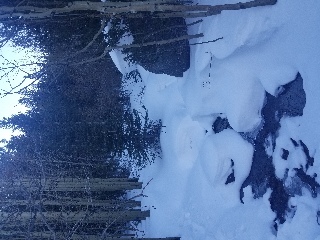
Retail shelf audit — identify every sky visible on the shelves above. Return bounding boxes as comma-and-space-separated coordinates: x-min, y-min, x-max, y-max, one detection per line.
0, 43, 37, 146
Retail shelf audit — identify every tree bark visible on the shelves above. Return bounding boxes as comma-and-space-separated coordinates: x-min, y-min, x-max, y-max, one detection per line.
0, 0, 277, 21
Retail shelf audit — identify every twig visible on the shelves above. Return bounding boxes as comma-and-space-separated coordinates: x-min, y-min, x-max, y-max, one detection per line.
0, 62, 45, 71
128, 178, 153, 200
142, 178, 153, 192
190, 36, 223, 45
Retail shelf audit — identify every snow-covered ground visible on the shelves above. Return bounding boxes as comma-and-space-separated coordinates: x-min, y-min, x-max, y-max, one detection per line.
107, 0, 320, 239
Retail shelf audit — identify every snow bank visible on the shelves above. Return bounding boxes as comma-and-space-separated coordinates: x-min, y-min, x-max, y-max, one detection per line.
106, 0, 320, 238
199, 129, 253, 195
182, 64, 265, 132
214, 188, 276, 240
277, 191, 320, 240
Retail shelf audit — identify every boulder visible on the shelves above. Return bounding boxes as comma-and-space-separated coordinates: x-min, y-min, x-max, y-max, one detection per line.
125, 16, 190, 77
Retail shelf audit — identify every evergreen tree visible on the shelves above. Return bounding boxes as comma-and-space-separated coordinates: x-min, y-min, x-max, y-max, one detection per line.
0, 1, 162, 173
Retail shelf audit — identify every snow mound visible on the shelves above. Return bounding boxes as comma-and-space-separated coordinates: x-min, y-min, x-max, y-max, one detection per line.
200, 129, 253, 191
182, 63, 265, 132
106, 0, 320, 239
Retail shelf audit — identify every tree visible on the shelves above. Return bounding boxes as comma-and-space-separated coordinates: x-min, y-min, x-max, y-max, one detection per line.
0, 4, 162, 171
0, 0, 279, 164
0, 0, 277, 20
0, 0, 278, 96
0, 0, 277, 56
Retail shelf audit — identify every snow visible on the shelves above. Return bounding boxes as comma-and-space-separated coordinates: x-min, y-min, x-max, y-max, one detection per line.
199, 129, 253, 191
277, 191, 320, 240
105, 0, 320, 239
273, 117, 305, 179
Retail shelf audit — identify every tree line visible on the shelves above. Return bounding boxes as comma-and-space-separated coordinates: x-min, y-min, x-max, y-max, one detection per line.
0, 0, 163, 177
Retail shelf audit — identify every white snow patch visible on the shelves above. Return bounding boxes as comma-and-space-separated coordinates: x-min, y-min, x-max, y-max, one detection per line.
200, 129, 253, 191
277, 191, 320, 240
272, 117, 305, 179
106, 0, 320, 238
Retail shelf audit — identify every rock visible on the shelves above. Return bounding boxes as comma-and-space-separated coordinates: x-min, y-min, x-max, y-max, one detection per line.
213, 116, 232, 133
125, 16, 190, 77
277, 73, 306, 118
240, 73, 307, 225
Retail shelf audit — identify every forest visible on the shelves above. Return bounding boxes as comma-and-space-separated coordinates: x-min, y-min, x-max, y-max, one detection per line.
3, 0, 308, 239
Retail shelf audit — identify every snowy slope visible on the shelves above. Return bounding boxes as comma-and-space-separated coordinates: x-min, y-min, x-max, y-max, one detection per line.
107, 0, 320, 239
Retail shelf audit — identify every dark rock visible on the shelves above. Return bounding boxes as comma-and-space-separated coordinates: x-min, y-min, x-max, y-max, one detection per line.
281, 149, 289, 160
269, 177, 290, 224
299, 140, 314, 169
295, 168, 320, 197
290, 138, 298, 147
225, 172, 235, 185
225, 160, 235, 185
284, 174, 303, 197
125, 16, 190, 77
276, 73, 306, 118
240, 73, 307, 225
213, 116, 232, 133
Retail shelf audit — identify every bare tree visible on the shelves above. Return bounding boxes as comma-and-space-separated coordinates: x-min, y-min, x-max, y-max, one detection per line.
0, 0, 277, 20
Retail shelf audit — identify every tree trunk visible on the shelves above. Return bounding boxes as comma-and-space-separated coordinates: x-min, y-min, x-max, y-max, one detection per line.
0, 0, 277, 21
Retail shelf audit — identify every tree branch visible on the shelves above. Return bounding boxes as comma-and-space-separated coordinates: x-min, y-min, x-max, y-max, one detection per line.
190, 37, 223, 45
0, 0, 278, 21
70, 33, 204, 66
